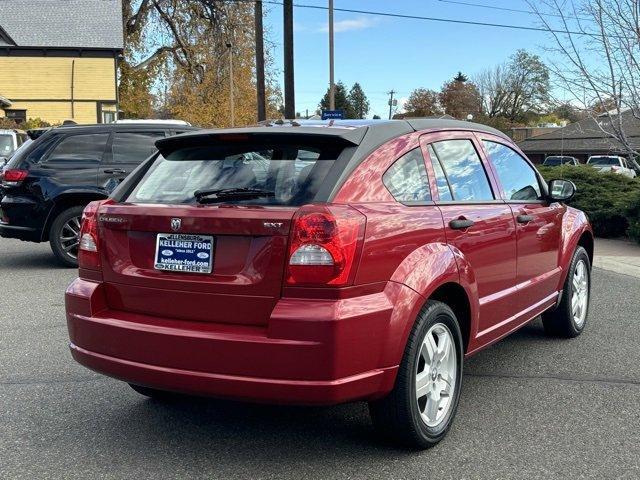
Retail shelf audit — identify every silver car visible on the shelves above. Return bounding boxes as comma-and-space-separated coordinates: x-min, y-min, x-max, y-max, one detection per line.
587, 155, 637, 178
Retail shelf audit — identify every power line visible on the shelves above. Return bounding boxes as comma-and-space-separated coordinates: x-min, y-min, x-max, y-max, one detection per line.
239, 0, 604, 38
436, 0, 592, 23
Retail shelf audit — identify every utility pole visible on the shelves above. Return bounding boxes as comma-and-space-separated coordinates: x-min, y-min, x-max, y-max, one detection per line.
387, 90, 396, 119
283, 0, 295, 118
255, 0, 266, 122
328, 0, 335, 110
227, 42, 235, 127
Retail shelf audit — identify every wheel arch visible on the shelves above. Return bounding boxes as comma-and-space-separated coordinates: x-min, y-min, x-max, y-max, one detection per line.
428, 282, 472, 354
41, 191, 108, 241
387, 242, 479, 365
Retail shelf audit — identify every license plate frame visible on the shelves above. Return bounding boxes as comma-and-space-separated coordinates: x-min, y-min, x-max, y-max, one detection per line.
154, 233, 215, 274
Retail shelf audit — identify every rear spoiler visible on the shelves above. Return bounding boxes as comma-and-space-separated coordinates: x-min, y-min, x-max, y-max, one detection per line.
155, 126, 368, 156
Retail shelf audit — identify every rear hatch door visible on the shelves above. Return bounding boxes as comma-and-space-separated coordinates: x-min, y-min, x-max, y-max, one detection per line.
99, 128, 362, 326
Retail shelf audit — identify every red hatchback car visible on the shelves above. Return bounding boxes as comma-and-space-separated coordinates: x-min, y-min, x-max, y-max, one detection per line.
66, 119, 593, 448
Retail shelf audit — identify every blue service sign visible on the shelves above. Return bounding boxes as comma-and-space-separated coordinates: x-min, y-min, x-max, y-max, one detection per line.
321, 110, 344, 120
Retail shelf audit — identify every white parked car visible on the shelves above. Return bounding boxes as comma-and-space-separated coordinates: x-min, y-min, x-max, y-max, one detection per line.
587, 155, 637, 178
0, 128, 28, 165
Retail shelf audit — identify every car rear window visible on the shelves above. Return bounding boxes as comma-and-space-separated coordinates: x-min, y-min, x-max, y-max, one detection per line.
588, 157, 619, 166
126, 141, 342, 206
543, 157, 563, 166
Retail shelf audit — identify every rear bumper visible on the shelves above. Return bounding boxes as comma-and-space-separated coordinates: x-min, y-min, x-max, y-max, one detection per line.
65, 278, 418, 405
0, 222, 40, 241
70, 343, 396, 405
0, 195, 46, 241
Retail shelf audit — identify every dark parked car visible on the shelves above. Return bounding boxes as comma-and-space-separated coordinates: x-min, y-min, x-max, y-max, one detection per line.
66, 119, 593, 448
542, 155, 580, 166
0, 122, 198, 266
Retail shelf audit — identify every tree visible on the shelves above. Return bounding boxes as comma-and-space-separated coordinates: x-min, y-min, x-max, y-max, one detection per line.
319, 81, 355, 118
474, 50, 550, 122
551, 101, 583, 123
439, 73, 482, 119
120, 0, 282, 126
403, 88, 443, 117
528, 0, 640, 156
504, 50, 550, 122
454, 71, 468, 82
474, 64, 512, 118
348, 83, 370, 119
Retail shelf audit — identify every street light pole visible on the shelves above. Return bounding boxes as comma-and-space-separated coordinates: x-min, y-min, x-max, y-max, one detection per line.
227, 42, 235, 127
329, 0, 335, 110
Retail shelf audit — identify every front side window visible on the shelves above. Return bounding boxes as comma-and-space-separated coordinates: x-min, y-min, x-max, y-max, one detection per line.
428, 145, 453, 201
483, 141, 541, 201
47, 134, 109, 161
127, 141, 341, 206
382, 148, 431, 203
429, 139, 493, 201
112, 131, 165, 163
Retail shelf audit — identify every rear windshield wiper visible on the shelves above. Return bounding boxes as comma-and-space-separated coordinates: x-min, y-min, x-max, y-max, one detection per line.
194, 187, 275, 204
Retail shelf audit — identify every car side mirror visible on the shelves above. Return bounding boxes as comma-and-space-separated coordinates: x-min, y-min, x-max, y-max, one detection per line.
548, 179, 576, 202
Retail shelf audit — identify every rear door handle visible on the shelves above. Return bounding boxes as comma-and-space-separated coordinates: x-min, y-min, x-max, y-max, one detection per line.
449, 218, 474, 230
103, 168, 127, 175
517, 214, 534, 224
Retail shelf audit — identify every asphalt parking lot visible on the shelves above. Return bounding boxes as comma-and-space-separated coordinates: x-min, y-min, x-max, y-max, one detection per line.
1, 239, 639, 479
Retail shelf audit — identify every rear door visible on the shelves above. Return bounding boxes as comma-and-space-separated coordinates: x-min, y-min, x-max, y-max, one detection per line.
36, 132, 109, 190
99, 135, 347, 326
478, 135, 563, 312
421, 132, 517, 335
98, 130, 166, 194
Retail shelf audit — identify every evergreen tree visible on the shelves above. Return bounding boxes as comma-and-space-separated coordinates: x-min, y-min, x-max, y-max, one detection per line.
319, 81, 355, 118
347, 82, 370, 119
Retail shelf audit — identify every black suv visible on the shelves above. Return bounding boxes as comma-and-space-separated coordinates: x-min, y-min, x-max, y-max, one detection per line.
0, 122, 198, 266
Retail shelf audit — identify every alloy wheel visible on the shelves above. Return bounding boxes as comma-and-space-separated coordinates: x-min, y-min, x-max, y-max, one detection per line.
415, 322, 457, 428
59, 216, 81, 260
571, 259, 589, 327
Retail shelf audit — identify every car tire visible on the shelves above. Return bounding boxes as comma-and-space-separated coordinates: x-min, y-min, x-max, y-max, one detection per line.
128, 383, 177, 400
542, 246, 591, 338
368, 300, 464, 449
49, 205, 85, 268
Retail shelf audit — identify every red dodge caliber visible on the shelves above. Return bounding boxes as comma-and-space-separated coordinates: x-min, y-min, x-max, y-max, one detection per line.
66, 119, 593, 448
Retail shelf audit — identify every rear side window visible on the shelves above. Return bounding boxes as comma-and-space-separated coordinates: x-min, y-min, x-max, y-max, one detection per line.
483, 141, 541, 201
111, 131, 165, 163
127, 141, 342, 206
429, 139, 493, 201
383, 148, 431, 203
47, 134, 109, 161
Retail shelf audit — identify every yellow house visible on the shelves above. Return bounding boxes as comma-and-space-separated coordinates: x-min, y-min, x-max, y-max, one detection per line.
0, 0, 123, 125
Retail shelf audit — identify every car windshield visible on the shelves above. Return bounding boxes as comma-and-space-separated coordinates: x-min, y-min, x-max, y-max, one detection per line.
0, 134, 14, 157
543, 157, 567, 166
127, 140, 343, 206
588, 157, 619, 166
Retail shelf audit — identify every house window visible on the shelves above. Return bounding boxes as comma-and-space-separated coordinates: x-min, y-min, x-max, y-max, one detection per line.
5, 109, 26, 125
97, 102, 118, 123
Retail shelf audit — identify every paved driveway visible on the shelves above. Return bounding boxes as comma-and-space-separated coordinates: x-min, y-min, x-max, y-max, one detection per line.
1, 239, 639, 479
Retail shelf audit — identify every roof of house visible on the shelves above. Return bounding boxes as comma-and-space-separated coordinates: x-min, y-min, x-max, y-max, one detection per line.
0, 0, 123, 49
518, 109, 640, 154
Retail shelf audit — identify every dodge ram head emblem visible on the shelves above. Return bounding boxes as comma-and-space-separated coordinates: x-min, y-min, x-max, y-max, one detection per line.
170, 218, 182, 231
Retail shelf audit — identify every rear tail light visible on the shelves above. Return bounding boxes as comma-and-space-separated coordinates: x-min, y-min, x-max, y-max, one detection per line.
78, 200, 111, 271
286, 204, 366, 286
2, 169, 28, 185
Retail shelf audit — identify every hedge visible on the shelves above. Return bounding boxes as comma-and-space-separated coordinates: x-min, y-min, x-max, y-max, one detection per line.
537, 165, 640, 243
